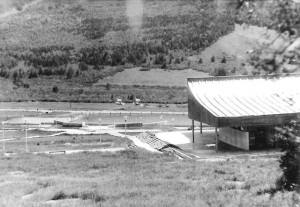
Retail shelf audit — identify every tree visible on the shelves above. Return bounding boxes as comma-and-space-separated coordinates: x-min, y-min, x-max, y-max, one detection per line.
276, 121, 300, 191
198, 58, 203, 64
221, 56, 226, 63
52, 86, 58, 93
105, 83, 111, 90
38, 67, 44, 76
79, 62, 88, 71
212, 67, 227, 76
28, 69, 38, 79
66, 67, 74, 79
161, 62, 167, 69
211, 56, 215, 62
175, 57, 181, 64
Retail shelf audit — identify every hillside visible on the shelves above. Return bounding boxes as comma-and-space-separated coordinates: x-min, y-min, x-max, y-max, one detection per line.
0, 0, 277, 103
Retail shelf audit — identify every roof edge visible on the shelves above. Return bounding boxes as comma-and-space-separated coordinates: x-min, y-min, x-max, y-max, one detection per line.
187, 73, 300, 82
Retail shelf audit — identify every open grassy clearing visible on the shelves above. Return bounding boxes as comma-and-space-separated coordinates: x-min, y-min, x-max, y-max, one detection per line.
99, 68, 209, 87
0, 150, 298, 207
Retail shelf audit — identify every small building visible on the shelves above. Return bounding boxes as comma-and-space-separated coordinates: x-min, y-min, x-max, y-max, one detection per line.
188, 74, 300, 151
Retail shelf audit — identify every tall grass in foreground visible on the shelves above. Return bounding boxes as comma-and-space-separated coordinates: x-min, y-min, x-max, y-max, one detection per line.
0, 150, 298, 206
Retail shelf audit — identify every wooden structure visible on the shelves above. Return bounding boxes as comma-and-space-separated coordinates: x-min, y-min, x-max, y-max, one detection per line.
188, 74, 300, 151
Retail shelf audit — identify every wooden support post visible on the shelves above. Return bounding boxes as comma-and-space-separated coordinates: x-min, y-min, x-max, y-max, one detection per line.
200, 121, 202, 134
215, 126, 219, 153
192, 119, 195, 143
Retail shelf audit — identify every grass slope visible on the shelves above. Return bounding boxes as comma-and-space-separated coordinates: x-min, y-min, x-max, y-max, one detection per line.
0, 150, 298, 206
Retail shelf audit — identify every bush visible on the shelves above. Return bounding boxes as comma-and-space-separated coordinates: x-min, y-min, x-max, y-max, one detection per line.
44, 68, 53, 76
211, 56, 215, 62
221, 56, 226, 63
231, 67, 236, 74
23, 83, 30, 88
105, 83, 111, 90
79, 62, 88, 71
12, 71, 18, 81
52, 86, 58, 93
276, 121, 300, 191
0, 69, 8, 77
161, 62, 167, 69
38, 67, 44, 75
198, 58, 203, 64
175, 57, 181, 64
66, 67, 74, 79
28, 70, 38, 79
212, 67, 227, 76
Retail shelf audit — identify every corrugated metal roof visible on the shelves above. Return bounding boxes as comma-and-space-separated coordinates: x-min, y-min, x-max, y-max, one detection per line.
188, 75, 300, 118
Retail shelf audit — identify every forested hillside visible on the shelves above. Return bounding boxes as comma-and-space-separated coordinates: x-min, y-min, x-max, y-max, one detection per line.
0, 0, 274, 103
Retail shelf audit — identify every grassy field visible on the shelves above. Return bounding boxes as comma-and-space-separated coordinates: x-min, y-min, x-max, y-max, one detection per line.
3, 133, 129, 154
99, 68, 209, 87
0, 103, 299, 206
0, 149, 298, 207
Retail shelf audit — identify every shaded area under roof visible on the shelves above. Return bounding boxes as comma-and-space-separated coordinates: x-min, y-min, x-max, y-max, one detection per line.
188, 74, 300, 127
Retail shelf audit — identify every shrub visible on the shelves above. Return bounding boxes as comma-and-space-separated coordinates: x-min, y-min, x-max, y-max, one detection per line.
66, 67, 74, 79
12, 71, 18, 82
221, 56, 226, 63
52, 86, 58, 93
79, 62, 88, 71
44, 68, 53, 76
52, 191, 67, 200
211, 56, 215, 62
28, 70, 38, 79
0, 69, 7, 77
276, 121, 300, 191
105, 83, 111, 90
161, 62, 167, 69
212, 67, 227, 76
231, 67, 236, 74
23, 83, 30, 88
38, 67, 44, 75
175, 57, 181, 64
